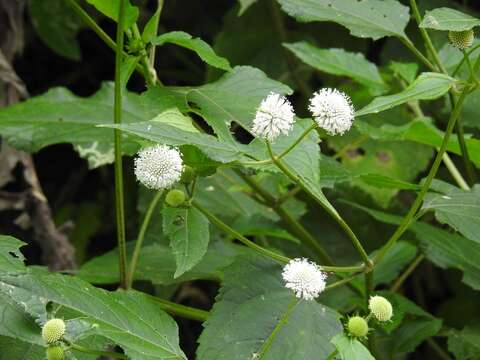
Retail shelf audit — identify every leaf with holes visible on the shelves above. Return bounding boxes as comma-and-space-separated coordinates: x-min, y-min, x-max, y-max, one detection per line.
197, 256, 342, 359
421, 7, 480, 31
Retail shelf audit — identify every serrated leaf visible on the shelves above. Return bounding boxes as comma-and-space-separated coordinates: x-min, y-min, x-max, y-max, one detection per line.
357, 73, 456, 116
277, 0, 410, 40
351, 204, 480, 291
163, 206, 210, 278
85, 0, 138, 29
28, 0, 82, 60
284, 42, 387, 93
151, 31, 232, 71
187, 66, 292, 142
1, 273, 187, 360
355, 118, 480, 167
421, 7, 480, 31
0, 83, 185, 169
197, 256, 342, 359
331, 333, 374, 360
423, 185, 480, 244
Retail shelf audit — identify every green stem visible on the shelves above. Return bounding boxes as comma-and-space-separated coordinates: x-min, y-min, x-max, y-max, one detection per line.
126, 191, 164, 289
131, 24, 157, 86
452, 44, 480, 77
324, 272, 364, 291
148, 0, 164, 67
192, 200, 360, 273
427, 339, 453, 360
236, 171, 334, 264
399, 37, 436, 71
454, 114, 477, 186
114, 0, 128, 289
66, 0, 145, 77
391, 254, 425, 292
238, 124, 316, 167
144, 293, 209, 321
374, 87, 470, 265
409, 0, 447, 74
442, 151, 470, 190
266, 142, 372, 267
70, 343, 128, 359
326, 350, 339, 360
192, 200, 290, 263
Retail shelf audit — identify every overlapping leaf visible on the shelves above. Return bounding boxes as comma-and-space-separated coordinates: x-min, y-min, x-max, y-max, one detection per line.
277, 0, 410, 40
197, 256, 342, 359
421, 7, 480, 31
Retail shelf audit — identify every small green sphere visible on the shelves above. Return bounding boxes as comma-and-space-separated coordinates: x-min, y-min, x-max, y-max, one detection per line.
165, 189, 186, 207
46, 346, 64, 360
42, 319, 66, 344
369, 295, 393, 322
347, 316, 369, 338
180, 166, 196, 184
449, 29, 475, 50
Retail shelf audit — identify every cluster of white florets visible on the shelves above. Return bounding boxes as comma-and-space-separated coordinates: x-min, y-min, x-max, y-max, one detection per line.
134, 145, 183, 190
251, 89, 355, 141
282, 258, 327, 300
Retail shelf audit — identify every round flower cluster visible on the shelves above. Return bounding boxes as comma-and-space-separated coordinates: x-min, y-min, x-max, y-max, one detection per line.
42, 318, 66, 344
449, 29, 475, 50
251, 92, 295, 142
134, 145, 183, 190
251, 89, 355, 142
369, 295, 393, 322
282, 258, 327, 300
308, 88, 355, 135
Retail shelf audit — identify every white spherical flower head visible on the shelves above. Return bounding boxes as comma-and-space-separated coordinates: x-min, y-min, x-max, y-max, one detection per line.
282, 258, 327, 300
134, 145, 183, 190
251, 92, 295, 141
309, 88, 355, 135
369, 295, 393, 322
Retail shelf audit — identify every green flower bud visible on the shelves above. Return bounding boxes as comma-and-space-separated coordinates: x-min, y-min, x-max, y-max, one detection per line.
347, 316, 369, 338
449, 29, 475, 50
127, 38, 144, 54
369, 295, 393, 322
165, 189, 186, 207
180, 166, 196, 184
46, 346, 64, 360
42, 319, 66, 344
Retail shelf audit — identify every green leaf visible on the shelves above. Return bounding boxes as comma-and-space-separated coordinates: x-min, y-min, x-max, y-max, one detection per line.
371, 242, 417, 286
102, 120, 244, 163
351, 204, 480, 291
85, 0, 139, 29
28, 0, 82, 60
0, 236, 27, 273
187, 66, 292, 142
0, 337, 44, 360
357, 73, 456, 116
197, 256, 342, 359
0, 83, 184, 169
389, 61, 419, 84
142, 9, 161, 42
331, 333, 375, 360
151, 31, 232, 71
448, 322, 480, 360
284, 42, 387, 93
423, 185, 480, 244
238, 0, 257, 15
1, 273, 187, 360
163, 206, 210, 278
355, 118, 480, 167
421, 7, 480, 31
78, 241, 249, 285
277, 0, 410, 40
359, 174, 421, 191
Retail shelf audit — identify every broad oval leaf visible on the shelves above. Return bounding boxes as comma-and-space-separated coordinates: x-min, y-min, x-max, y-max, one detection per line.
86, 0, 139, 29
423, 184, 480, 244
197, 256, 342, 359
420, 7, 480, 31
356, 73, 456, 116
163, 205, 210, 278
284, 42, 387, 93
331, 333, 375, 360
277, 0, 410, 40
151, 31, 232, 71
